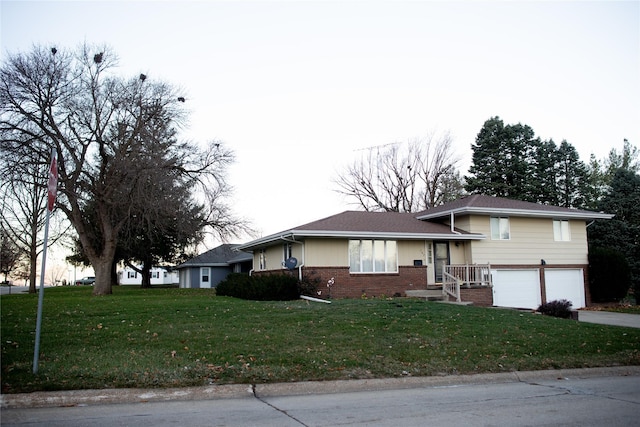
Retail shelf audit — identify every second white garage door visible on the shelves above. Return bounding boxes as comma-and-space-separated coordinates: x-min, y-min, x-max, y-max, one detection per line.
492, 269, 541, 309
544, 269, 586, 309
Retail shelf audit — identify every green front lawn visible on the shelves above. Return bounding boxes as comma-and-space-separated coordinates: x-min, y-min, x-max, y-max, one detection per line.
2, 287, 639, 393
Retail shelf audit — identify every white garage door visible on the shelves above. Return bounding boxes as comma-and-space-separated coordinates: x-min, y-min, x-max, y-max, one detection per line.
492, 269, 541, 309
545, 269, 585, 309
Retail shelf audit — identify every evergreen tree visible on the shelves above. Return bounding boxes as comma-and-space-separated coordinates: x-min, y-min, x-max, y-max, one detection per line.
531, 139, 560, 206
555, 140, 590, 209
605, 139, 640, 178
584, 154, 607, 210
588, 169, 640, 302
466, 116, 536, 199
466, 117, 589, 207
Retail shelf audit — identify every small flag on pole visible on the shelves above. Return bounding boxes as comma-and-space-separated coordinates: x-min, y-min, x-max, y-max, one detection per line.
47, 153, 57, 212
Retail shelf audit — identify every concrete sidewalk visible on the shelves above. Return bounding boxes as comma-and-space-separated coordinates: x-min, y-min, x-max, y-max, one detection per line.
578, 310, 640, 328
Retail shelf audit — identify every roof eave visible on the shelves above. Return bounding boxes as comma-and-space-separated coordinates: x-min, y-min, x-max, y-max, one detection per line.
175, 262, 231, 269
235, 229, 486, 251
417, 207, 614, 221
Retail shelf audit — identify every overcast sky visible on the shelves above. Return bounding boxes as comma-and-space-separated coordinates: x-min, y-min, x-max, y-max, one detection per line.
2, 0, 638, 246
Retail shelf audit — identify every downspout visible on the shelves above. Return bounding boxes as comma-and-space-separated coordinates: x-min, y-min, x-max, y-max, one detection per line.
246, 250, 254, 276
450, 211, 461, 235
280, 235, 305, 281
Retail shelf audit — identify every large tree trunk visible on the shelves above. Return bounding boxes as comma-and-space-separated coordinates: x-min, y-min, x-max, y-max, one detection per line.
92, 257, 114, 296
89, 227, 118, 296
28, 248, 37, 294
140, 260, 152, 289
111, 260, 119, 287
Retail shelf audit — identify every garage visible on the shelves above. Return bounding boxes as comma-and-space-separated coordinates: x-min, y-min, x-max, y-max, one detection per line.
492, 269, 541, 309
544, 269, 586, 309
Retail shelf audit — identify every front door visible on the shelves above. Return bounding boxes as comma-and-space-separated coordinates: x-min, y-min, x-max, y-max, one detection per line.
200, 267, 211, 289
434, 242, 449, 282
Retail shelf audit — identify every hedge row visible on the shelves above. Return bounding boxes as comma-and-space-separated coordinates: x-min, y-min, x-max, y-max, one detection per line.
215, 273, 302, 301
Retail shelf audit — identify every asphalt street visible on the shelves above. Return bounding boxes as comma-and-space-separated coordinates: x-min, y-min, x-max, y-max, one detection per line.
2, 368, 639, 427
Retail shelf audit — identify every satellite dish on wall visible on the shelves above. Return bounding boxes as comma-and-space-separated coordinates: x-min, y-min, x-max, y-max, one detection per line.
284, 257, 298, 270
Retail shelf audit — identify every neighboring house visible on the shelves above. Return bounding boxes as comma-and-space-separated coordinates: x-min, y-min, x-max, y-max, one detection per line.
235, 195, 613, 309
175, 244, 253, 289
118, 266, 179, 286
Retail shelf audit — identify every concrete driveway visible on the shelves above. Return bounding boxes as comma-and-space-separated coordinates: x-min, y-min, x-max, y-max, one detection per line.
578, 310, 640, 328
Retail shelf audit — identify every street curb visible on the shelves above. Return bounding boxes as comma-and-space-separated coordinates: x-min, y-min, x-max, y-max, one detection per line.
3, 366, 639, 409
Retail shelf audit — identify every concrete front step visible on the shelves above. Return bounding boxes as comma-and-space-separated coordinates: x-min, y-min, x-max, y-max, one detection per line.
405, 289, 474, 305
405, 289, 446, 301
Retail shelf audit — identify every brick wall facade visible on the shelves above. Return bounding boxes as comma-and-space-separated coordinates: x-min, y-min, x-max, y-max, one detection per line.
255, 265, 428, 299
458, 287, 494, 307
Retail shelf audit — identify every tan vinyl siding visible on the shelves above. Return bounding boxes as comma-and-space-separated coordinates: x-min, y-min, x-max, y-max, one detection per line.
452, 215, 471, 231
468, 216, 588, 265
397, 241, 426, 265
253, 245, 289, 271
449, 241, 469, 264
304, 239, 349, 267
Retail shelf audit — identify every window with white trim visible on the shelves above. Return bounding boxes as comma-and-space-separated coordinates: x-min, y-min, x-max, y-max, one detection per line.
259, 249, 267, 270
553, 219, 571, 241
127, 271, 137, 279
349, 240, 398, 273
490, 217, 510, 240
151, 271, 160, 279
283, 243, 292, 264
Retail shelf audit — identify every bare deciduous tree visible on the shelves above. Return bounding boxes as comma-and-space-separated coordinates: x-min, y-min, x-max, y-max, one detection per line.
0, 148, 70, 292
0, 229, 22, 284
1, 44, 247, 295
334, 132, 464, 212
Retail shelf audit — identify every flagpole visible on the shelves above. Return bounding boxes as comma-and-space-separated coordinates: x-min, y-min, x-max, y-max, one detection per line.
33, 150, 57, 375
32, 207, 50, 374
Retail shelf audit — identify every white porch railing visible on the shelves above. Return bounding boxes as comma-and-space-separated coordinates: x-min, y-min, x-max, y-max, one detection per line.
441, 264, 492, 302
442, 270, 462, 302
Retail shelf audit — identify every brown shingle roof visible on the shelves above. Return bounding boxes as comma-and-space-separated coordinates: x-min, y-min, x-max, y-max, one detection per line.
292, 211, 457, 234
236, 210, 482, 251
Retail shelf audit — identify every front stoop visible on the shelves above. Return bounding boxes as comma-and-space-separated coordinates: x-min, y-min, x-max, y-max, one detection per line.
405, 289, 446, 301
405, 289, 474, 305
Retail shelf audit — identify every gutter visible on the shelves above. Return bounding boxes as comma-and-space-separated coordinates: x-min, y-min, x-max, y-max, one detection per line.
418, 207, 614, 221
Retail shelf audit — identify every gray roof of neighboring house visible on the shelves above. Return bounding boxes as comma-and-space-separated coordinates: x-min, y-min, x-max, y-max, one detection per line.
415, 194, 614, 221
176, 244, 252, 269
236, 210, 484, 251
